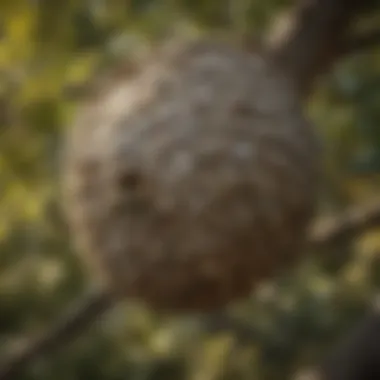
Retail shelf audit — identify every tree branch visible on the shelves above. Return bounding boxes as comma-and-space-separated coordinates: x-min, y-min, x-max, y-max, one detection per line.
310, 200, 380, 249
268, 0, 378, 97
0, 288, 113, 380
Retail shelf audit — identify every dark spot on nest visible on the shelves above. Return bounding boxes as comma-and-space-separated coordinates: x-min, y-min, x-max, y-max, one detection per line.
118, 171, 141, 191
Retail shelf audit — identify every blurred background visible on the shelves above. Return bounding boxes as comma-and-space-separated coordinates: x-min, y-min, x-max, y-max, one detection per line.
1, 0, 380, 379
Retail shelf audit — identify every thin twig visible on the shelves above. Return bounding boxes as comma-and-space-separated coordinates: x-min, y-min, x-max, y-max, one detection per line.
0, 288, 113, 380
310, 200, 380, 249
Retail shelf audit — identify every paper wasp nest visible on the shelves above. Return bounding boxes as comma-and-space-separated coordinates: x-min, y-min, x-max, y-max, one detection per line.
62, 38, 319, 313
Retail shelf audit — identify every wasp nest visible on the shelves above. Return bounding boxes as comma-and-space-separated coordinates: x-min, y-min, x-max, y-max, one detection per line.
62, 38, 319, 313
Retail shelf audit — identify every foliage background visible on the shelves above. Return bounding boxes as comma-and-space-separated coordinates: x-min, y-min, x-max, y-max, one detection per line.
1, 1, 380, 379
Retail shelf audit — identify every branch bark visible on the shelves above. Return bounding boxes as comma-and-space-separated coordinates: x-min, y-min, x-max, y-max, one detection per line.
268, 0, 378, 97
